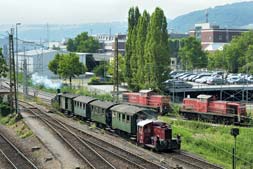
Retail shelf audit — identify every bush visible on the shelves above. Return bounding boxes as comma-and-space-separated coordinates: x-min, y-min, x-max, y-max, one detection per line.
0, 103, 11, 116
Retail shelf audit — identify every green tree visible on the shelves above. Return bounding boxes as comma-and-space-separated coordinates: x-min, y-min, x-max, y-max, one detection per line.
67, 39, 76, 52
207, 50, 224, 70
179, 37, 207, 70
241, 45, 253, 74
48, 53, 61, 75
93, 61, 108, 78
67, 32, 100, 53
144, 7, 170, 90
125, 7, 140, 89
136, 10, 150, 89
48, 53, 87, 87
224, 31, 253, 73
108, 54, 125, 84
0, 48, 8, 78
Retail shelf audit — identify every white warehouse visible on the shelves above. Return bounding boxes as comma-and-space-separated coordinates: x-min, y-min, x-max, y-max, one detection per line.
16, 49, 65, 78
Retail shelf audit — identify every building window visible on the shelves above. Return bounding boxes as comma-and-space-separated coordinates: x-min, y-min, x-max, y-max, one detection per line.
209, 36, 212, 40
218, 35, 222, 41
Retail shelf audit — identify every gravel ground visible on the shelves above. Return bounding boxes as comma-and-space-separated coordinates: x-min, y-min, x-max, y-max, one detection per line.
21, 111, 86, 169
0, 122, 61, 169
0, 150, 14, 169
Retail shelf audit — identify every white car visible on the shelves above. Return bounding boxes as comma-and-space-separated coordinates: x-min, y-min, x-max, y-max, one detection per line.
195, 76, 211, 83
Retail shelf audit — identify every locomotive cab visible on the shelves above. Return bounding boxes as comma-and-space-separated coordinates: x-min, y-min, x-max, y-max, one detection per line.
137, 120, 181, 152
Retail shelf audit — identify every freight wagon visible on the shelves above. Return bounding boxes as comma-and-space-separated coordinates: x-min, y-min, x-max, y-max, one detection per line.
123, 90, 170, 115
180, 95, 247, 124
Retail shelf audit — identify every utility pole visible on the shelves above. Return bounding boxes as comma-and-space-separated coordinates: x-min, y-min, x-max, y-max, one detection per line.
16, 23, 21, 95
113, 35, 119, 103
23, 48, 28, 97
9, 28, 18, 114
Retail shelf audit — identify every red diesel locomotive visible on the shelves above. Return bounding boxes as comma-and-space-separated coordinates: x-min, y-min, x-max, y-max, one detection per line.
180, 95, 247, 124
123, 90, 170, 114
137, 119, 181, 151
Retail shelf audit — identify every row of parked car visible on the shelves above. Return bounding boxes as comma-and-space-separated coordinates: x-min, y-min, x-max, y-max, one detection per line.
169, 71, 253, 85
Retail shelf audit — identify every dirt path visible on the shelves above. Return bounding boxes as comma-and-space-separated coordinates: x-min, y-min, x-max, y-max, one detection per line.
21, 112, 84, 169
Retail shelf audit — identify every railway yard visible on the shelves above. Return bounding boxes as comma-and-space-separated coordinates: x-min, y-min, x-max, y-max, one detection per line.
0, 81, 226, 169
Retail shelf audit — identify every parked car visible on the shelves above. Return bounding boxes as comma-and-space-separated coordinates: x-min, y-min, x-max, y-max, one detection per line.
179, 73, 193, 80
227, 76, 239, 84
206, 77, 227, 85
173, 73, 187, 79
163, 79, 192, 89
187, 74, 198, 81
195, 76, 211, 83
227, 76, 248, 84
192, 73, 212, 82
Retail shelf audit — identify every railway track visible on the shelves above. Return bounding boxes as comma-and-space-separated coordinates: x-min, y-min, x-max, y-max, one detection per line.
19, 100, 167, 169
0, 133, 38, 169
164, 152, 223, 169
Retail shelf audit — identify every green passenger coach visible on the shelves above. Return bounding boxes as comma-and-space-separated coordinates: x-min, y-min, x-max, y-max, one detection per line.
110, 104, 156, 135
90, 100, 116, 126
60, 93, 79, 113
73, 96, 97, 119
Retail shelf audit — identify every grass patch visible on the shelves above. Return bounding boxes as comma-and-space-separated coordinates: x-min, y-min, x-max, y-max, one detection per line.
159, 116, 253, 169
0, 112, 33, 139
15, 123, 33, 139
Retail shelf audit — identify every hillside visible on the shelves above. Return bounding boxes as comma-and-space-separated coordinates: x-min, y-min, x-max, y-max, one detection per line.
168, 1, 253, 33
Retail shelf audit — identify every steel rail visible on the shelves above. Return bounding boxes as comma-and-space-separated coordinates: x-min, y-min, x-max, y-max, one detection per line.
0, 134, 38, 169
19, 101, 116, 169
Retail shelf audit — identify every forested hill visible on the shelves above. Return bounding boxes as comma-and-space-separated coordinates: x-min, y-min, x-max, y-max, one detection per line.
168, 1, 253, 33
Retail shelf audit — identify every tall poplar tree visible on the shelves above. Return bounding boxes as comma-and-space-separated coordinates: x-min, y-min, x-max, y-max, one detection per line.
136, 10, 150, 88
144, 7, 170, 89
125, 7, 140, 89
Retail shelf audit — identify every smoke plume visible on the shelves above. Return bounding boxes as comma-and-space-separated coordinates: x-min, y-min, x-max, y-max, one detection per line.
31, 73, 61, 89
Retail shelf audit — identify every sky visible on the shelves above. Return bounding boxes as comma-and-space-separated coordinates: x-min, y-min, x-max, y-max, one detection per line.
0, 0, 251, 24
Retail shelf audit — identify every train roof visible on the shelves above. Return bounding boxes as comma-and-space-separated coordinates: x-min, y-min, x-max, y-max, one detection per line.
90, 100, 116, 109
137, 119, 153, 127
110, 104, 146, 116
74, 96, 97, 104
197, 94, 213, 99
61, 93, 79, 99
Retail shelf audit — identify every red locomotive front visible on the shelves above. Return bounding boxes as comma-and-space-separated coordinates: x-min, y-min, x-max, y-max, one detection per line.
137, 120, 181, 151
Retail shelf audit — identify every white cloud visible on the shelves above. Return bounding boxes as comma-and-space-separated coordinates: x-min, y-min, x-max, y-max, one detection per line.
0, 0, 250, 24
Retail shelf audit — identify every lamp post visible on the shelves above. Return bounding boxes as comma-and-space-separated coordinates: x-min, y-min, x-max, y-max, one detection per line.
16, 23, 21, 92
230, 128, 239, 169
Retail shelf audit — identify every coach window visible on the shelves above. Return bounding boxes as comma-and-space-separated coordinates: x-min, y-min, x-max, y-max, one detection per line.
127, 115, 130, 122
122, 114, 125, 122
118, 113, 121, 120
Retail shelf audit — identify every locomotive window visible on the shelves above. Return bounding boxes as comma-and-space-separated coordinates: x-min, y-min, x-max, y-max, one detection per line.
118, 113, 121, 120
126, 115, 130, 122
122, 114, 125, 121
